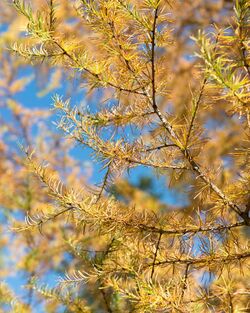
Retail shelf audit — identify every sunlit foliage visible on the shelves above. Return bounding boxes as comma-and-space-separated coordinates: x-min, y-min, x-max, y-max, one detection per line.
0, 0, 249, 312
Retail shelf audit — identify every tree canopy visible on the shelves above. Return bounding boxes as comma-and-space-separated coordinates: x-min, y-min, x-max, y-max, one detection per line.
0, 0, 249, 312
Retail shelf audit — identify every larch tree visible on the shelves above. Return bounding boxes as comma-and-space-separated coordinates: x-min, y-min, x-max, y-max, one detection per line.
0, 0, 249, 312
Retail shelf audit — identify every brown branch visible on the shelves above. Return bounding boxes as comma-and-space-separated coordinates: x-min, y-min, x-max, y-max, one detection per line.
137, 221, 245, 236
183, 150, 248, 222
150, 232, 162, 280
126, 157, 189, 170
83, 110, 155, 128
148, 6, 248, 224
151, 6, 158, 112
147, 251, 250, 267
180, 263, 190, 300
152, 100, 227, 218
149, 251, 250, 267
185, 77, 207, 148
100, 289, 113, 313
145, 143, 177, 152
48, 0, 55, 32
98, 238, 116, 313
36, 206, 73, 234
96, 161, 112, 202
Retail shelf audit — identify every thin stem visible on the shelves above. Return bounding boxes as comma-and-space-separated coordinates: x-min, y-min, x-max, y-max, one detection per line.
150, 251, 250, 267
185, 78, 207, 148
36, 206, 74, 234
98, 238, 116, 313
180, 263, 190, 300
150, 232, 162, 279
96, 161, 112, 202
126, 157, 189, 170
145, 144, 178, 152
137, 221, 245, 236
151, 6, 158, 111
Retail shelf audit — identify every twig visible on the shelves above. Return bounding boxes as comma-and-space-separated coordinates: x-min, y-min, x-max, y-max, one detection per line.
185, 78, 207, 148
150, 232, 162, 280
149, 251, 250, 267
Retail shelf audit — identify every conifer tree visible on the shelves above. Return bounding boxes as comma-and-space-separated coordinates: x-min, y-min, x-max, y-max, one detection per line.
0, 0, 249, 312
